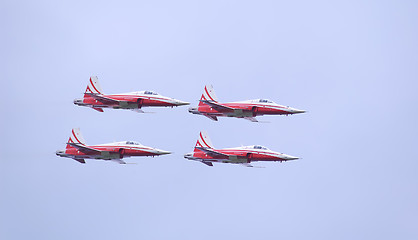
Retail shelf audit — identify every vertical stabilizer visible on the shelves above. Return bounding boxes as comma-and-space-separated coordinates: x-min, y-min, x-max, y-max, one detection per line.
67, 128, 86, 148
85, 76, 103, 95
199, 85, 218, 106
194, 130, 214, 149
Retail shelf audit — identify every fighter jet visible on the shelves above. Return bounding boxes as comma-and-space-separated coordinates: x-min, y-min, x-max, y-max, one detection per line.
184, 131, 299, 167
74, 76, 189, 112
56, 128, 171, 164
188, 85, 305, 122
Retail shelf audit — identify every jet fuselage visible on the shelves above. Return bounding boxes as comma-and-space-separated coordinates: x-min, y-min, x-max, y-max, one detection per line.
57, 142, 171, 160
56, 128, 171, 164
74, 77, 189, 112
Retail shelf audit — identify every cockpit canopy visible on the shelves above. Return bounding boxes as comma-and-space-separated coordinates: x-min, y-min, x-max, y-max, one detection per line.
126, 141, 142, 145
144, 91, 158, 95
253, 145, 268, 150
259, 99, 273, 103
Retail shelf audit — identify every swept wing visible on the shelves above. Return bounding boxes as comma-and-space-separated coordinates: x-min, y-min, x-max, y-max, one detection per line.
195, 147, 230, 158
86, 93, 140, 105
67, 143, 102, 154
244, 117, 258, 122
200, 100, 235, 111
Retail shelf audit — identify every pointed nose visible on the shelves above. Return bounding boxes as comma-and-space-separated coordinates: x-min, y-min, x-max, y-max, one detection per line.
288, 107, 306, 114
283, 154, 299, 160
174, 100, 190, 106
155, 149, 171, 155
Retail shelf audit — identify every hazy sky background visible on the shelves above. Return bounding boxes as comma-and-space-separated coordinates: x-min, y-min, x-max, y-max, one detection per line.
1, 0, 418, 239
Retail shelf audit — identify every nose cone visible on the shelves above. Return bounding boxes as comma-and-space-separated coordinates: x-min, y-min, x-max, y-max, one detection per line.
155, 149, 171, 155
282, 154, 299, 160
288, 107, 306, 114
184, 153, 193, 159
174, 100, 190, 106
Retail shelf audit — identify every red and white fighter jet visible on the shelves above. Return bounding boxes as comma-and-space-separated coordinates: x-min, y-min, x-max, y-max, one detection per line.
56, 128, 171, 164
188, 85, 305, 122
184, 131, 299, 167
74, 76, 189, 112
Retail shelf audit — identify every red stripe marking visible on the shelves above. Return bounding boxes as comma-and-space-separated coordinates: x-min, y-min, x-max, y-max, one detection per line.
72, 129, 83, 144
107, 95, 172, 104
204, 87, 215, 101
199, 132, 211, 148
89, 78, 101, 93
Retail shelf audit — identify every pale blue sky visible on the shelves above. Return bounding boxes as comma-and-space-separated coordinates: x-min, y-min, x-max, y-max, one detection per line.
1, 0, 418, 239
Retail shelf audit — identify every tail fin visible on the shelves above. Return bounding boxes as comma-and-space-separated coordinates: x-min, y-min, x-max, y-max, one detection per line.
66, 128, 86, 149
194, 130, 214, 149
199, 85, 218, 106
84, 76, 103, 96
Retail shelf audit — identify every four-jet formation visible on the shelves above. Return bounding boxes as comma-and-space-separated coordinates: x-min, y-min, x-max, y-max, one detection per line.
56, 128, 171, 164
74, 76, 190, 112
59, 81, 305, 166
188, 85, 305, 122
184, 131, 299, 167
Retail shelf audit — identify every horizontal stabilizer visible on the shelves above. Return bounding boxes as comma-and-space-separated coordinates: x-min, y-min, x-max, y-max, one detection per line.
201, 161, 213, 167
92, 107, 104, 112
73, 158, 86, 164
203, 114, 218, 121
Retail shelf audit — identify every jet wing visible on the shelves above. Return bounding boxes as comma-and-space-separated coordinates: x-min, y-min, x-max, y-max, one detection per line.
241, 163, 254, 167
241, 163, 265, 168
200, 100, 235, 111
244, 117, 258, 122
67, 143, 102, 155
86, 93, 121, 104
87, 93, 142, 106
111, 159, 127, 164
195, 147, 230, 158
